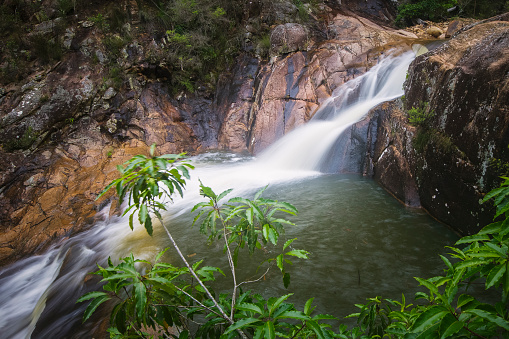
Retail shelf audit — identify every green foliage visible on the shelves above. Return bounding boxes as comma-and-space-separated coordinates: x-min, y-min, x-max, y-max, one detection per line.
396, 0, 457, 26
490, 158, 509, 177
395, 0, 509, 26
82, 148, 327, 338
345, 177, 509, 338
89, 13, 110, 31
457, 0, 509, 19
103, 35, 126, 59
0, 5, 20, 35
28, 34, 63, 65
408, 102, 433, 127
96, 144, 193, 235
83, 147, 509, 338
293, 0, 309, 22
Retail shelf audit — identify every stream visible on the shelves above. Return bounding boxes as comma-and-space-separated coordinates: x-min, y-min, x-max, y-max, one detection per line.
0, 50, 459, 338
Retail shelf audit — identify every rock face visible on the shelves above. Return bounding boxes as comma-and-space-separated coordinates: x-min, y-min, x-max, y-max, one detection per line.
361, 14, 509, 235
0, 3, 414, 265
216, 12, 416, 153
0, 22, 222, 265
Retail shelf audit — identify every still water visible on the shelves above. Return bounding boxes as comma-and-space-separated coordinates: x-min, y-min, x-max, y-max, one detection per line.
138, 153, 459, 322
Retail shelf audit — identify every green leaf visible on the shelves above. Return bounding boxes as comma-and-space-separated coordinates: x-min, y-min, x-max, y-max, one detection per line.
276, 310, 310, 321
254, 185, 268, 200
269, 294, 293, 315
478, 221, 503, 235
486, 263, 507, 289
439, 313, 462, 339
411, 306, 448, 332
464, 309, 509, 330
134, 281, 147, 320
457, 294, 474, 308
76, 291, 109, 303
455, 234, 490, 245
144, 215, 153, 236
236, 303, 264, 315
415, 277, 438, 294
82, 294, 110, 322
304, 298, 315, 315
217, 188, 233, 202
139, 204, 148, 223
285, 250, 309, 259
283, 273, 291, 289
454, 258, 491, 270
276, 254, 284, 272
264, 321, 275, 339
305, 319, 325, 339
283, 238, 296, 250
267, 227, 278, 245
224, 318, 261, 334
439, 255, 453, 271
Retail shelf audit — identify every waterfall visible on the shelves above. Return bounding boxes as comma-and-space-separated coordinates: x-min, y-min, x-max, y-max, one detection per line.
0, 50, 415, 338
256, 51, 414, 171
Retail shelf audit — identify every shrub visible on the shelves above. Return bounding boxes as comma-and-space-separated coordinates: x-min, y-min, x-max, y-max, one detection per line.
408, 102, 434, 127
80, 147, 509, 338
29, 34, 63, 65
347, 177, 509, 338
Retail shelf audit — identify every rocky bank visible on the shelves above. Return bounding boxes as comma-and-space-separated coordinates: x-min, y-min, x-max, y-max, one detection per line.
348, 14, 509, 235
0, 0, 414, 266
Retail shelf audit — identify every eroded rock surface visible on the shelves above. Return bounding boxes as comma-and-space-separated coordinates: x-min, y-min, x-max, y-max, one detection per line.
217, 12, 416, 154
363, 14, 509, 234
0, 23, 220, 264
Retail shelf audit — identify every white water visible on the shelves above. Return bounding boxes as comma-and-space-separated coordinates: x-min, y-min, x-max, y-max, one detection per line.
0, 50, 415, 338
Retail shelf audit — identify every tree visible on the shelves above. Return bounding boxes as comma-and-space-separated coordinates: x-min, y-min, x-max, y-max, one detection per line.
78, 146, 333, 338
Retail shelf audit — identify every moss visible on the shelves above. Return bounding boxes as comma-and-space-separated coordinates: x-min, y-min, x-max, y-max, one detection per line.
2, 126, 39, 152
489, 158, 509, 177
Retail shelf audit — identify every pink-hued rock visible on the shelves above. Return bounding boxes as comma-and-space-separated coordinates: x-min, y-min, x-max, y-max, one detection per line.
217, 12, 416, 154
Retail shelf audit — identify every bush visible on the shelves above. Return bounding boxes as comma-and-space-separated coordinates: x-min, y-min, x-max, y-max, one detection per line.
395, 0, 457, 26
29, 34, 63, 65
79, 146, 326, 338
408, 102, 434, 127
80, 147, 509, 338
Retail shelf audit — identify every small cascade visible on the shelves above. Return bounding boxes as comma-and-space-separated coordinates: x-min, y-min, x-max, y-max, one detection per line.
0, 50, 416, 338
256, 51, 414, 172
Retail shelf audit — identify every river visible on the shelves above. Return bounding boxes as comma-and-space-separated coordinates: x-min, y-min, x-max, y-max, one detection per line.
0, 50, 459, 338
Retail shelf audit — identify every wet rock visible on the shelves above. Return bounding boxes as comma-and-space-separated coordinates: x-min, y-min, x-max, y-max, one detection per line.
218, 12, 416, 154
365, 15, 509, 235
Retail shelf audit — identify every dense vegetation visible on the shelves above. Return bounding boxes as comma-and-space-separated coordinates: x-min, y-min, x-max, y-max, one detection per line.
395, 0, 509, 26
0, 0, 316, 92
79, 148, 509, 338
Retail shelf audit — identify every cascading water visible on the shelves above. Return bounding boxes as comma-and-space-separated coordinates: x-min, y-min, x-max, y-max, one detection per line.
256, 51, 414, 171
0, 50, 456, 338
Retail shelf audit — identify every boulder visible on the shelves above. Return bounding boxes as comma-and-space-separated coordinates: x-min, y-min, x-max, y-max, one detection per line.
366, 15, 509, 235
426, 26, 443, 38
270, 23, 308, 56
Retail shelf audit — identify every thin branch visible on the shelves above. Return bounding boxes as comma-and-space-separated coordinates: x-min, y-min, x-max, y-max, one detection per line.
237, 266, 272, 288
157, 216, 249, 339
